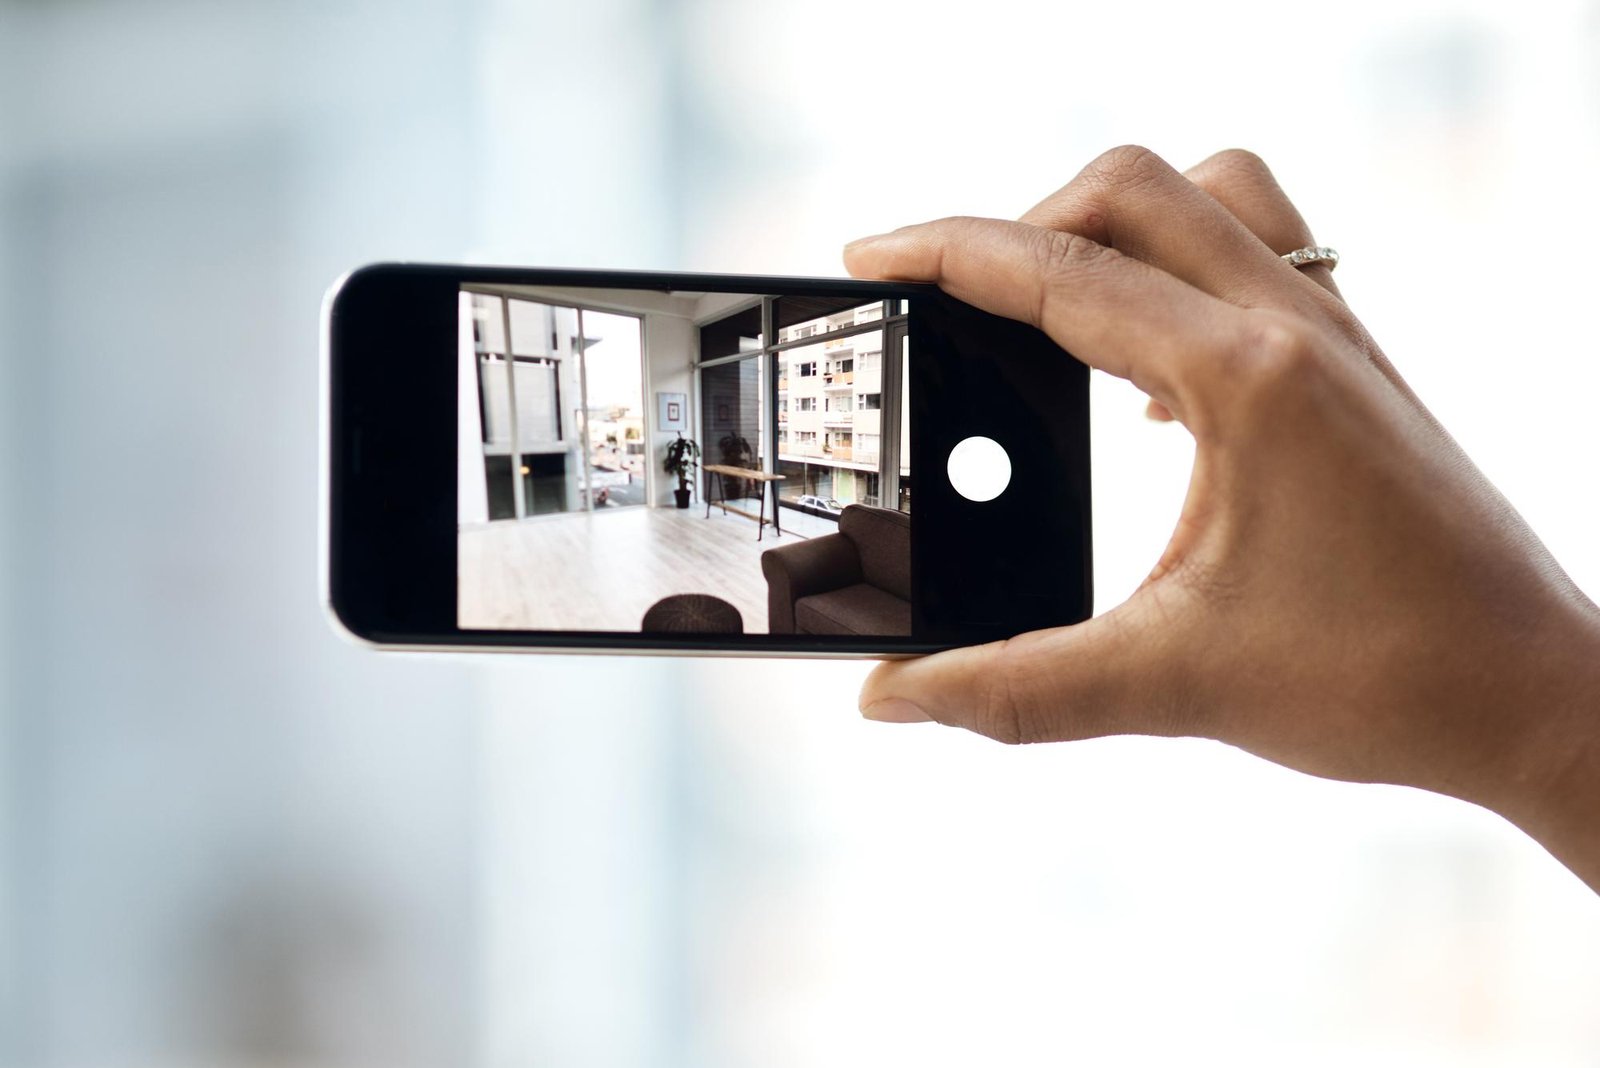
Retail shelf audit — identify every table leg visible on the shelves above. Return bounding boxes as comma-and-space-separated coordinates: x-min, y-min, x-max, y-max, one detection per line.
704, 471, 711, 519
757, 481, 766, 542
771, 481, 782, 537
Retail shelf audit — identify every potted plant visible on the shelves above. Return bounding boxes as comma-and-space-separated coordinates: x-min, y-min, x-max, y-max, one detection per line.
663, 433, 700, 509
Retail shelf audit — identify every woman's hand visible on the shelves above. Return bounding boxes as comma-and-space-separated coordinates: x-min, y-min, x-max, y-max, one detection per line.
845, 146, 1600, 892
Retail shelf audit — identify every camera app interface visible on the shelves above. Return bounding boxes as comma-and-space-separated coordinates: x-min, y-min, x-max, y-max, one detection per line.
457, 285, 912, 636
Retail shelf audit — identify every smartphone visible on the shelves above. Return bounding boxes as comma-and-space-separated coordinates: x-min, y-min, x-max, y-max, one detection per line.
322, 264, 1091, 656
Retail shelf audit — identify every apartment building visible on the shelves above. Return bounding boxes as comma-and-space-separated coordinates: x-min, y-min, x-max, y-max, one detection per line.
776, 302, 887, 507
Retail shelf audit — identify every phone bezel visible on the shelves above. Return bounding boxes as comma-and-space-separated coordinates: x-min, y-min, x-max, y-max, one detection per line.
322, 263, 1092, 657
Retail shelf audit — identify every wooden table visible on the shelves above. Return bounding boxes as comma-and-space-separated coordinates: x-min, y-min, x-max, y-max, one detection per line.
702, 464, 786, 541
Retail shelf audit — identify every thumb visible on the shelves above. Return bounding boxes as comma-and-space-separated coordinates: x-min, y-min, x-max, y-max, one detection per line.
858, 603, 1190, 745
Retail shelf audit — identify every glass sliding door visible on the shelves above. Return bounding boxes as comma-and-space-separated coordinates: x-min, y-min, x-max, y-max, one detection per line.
572, 308, 647, 508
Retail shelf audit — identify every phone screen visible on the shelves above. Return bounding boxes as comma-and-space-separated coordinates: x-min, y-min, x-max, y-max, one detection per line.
456, 284, 913, 637
325, 265, 1091, 654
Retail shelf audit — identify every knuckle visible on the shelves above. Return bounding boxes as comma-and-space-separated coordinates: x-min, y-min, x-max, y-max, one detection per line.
1033, 227, 1107, 276
1204, 147, 1274, 181
1084, 143, 1169, 191
977, 639, 1048, 745
1029, 229, 1111, 327
923, 215, 980, 243
1228, 311, 1324, 405
938, 214, 983, 231
1249, 312, 1318, 368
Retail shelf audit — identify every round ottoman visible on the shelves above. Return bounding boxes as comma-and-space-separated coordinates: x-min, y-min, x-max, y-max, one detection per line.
641, 593, 744, 634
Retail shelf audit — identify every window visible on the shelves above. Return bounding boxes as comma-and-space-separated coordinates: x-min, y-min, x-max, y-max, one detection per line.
741, 298, 908, 526
467, 292, 643, 521
860, 471, 882, 507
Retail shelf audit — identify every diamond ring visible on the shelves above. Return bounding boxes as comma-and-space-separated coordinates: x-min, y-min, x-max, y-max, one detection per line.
1281, 245, 1339, 270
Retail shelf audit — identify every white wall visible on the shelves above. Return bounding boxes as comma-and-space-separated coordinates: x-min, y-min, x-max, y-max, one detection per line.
644, 311, 698, 506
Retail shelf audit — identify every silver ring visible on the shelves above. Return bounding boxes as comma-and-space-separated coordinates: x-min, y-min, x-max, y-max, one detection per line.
1281, 245, 1338, 270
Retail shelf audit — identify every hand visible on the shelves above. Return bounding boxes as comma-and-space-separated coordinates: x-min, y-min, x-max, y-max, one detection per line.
844, 146, 1600, 892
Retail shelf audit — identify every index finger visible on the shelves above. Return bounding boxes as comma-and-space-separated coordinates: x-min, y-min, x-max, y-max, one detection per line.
844, 215, 1247, 422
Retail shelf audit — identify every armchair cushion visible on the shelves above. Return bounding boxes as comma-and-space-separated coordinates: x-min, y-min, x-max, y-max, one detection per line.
794, 583, 912, 636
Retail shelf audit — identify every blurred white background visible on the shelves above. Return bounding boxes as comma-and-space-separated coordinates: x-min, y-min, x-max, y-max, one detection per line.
3, 0, 1600, 1065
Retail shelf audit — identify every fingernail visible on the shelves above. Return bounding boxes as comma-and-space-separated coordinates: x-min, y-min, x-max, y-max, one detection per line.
861, 698, 932, 723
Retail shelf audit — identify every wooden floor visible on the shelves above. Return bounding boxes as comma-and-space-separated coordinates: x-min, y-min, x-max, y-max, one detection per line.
459, 504, 808, 633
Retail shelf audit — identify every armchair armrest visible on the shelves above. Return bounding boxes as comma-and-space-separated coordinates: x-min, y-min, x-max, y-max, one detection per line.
760, 533, 863, 634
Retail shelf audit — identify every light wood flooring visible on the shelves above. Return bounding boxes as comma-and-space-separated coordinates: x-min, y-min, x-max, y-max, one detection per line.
459, 503, 815, 633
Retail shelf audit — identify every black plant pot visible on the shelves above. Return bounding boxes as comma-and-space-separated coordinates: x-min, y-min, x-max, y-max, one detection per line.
674, 486, 692, 509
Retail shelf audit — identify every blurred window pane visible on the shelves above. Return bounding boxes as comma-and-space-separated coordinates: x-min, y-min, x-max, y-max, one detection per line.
513, 358, 560, 444
509, 299, 553, 357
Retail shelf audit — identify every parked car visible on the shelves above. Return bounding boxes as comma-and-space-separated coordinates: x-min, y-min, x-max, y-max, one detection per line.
795, 494, 843, 515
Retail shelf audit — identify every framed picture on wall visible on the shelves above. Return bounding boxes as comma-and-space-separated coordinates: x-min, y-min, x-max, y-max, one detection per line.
657, 391, 687, 432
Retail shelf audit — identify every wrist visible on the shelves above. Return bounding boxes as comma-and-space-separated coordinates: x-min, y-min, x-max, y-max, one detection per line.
1486, 593, 1600, 891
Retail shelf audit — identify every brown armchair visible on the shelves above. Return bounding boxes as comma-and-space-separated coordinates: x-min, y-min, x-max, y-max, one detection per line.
761, 505, 911, 635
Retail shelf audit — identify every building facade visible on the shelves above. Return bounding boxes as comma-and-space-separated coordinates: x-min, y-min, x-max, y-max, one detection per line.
776, 303, 886, 507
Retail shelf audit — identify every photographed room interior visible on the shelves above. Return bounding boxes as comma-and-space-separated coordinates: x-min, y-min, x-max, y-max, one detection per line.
456, 285, 913, 635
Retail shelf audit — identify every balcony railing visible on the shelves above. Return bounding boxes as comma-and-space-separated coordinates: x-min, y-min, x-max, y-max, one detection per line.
830, 446, 853, 461
823, 370, 854, 388
822, 414, 852, 428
